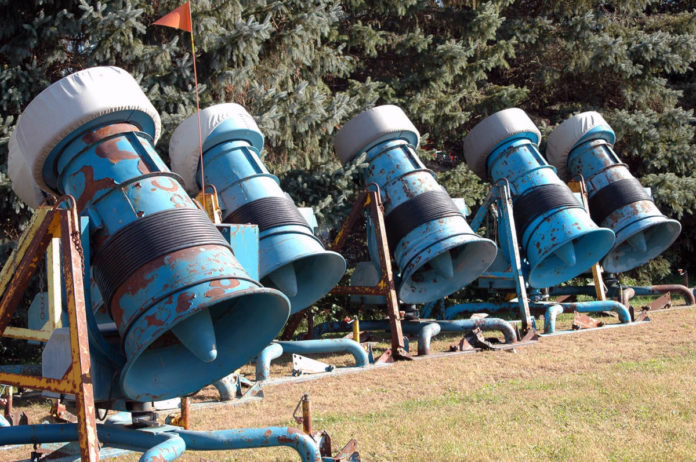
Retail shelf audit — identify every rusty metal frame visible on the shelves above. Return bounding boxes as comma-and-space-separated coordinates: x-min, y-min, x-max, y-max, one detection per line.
567, 179, 607, 301
195, 184, 223, 224
0, 202, 99, 462
3, 237, 63, 342
328, 189, 410, 360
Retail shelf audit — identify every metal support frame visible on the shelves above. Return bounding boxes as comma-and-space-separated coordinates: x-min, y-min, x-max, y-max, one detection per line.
548, 179, 692, 313
445, 178, 633, 335
195, 184, 223, 225
3, 237, 63, 342
0, 201, 99, 462
468, 181, 534, 333
327, 189, 410, 360
567, 179, 607, 301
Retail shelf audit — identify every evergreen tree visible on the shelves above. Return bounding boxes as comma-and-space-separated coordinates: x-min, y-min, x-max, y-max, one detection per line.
1, 0, 694, 284
499, 0, 696, 279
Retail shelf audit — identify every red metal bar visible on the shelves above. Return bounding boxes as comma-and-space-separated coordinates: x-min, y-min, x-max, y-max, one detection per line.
331, 191, 368, 252
650, 284, 695, 306
366, 191, 407, 357
329, 189, 409, 359
60, 208, 99, 462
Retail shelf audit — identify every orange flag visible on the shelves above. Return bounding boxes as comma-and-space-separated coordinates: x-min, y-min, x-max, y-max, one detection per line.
152, 2, 192, 32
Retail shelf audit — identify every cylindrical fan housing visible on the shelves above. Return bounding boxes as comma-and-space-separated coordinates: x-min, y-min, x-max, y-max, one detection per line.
12, 67, 290, 402
334, 105, 497, 303
463, 108, 615, 288
169, 103, 346, 313
546, 111, 681, 273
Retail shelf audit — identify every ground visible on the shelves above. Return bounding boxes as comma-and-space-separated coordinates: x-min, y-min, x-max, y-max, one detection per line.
3, 305, 696, 461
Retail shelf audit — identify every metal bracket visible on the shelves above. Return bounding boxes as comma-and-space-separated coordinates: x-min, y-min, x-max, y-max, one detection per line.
572, 312, 605, 330
291, 354, 335, 376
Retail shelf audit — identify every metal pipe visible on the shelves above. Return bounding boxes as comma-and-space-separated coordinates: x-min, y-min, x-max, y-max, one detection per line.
310, 318, 516, 355
621, 287, 635, 308
553, 301, 631, 324
254, 342, 284, 382
543, 304, 564, 334
173, 427, 322, 462
417, 322, 441, 355
98, 426, 185, 462
0, 424, 185, 462
277, 338, 368, 367
444, 302, 521, 320
255, 339, 369, 381
629, 284, 695, 305
436, 319, 517, 344
277, 339, 368, 367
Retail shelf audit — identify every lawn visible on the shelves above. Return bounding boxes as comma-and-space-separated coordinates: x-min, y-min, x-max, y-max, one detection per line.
3, 306, 696, 461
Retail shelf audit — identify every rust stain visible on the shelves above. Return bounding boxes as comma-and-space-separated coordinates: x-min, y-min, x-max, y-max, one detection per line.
204, 278, 241, 299
81, 123, 139, 144
175, 292, 196, 314
151, 178, 179, 192
144, 312, 166, 327
95, 137, 142, 164
74, 165, 117, 212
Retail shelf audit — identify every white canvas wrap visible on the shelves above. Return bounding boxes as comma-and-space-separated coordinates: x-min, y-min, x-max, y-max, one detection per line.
333, 105, 420, 165
14, 66, 160, 191
546, 111, 614, 180
169, 103, 261, 194
8, 129, 45, 208
462, 108, 541, 180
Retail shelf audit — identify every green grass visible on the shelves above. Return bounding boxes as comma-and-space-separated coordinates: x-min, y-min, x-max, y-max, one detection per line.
5, 308, 696, 462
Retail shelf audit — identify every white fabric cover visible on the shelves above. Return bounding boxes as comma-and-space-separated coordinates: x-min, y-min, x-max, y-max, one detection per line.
462, 108, 541, 180
546, 111, 615, 180
15, 66, 161, 191
169, 103, 261, 194
333, 105, 420, 165
8, 129, 45, 208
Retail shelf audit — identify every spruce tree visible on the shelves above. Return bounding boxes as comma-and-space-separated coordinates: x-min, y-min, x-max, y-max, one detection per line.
1, 0, 694, 286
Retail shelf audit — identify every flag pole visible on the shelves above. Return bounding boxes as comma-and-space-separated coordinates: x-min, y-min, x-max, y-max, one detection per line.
188, 7, 206, 209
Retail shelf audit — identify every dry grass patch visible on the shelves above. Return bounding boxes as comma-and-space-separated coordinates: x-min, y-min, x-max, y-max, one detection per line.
3, 307, 696, 461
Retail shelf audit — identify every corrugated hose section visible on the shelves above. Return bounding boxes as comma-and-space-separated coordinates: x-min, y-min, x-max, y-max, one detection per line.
92, 208, 232, 307
224, 196, 309, 232
588, 177, 653, 225
385, 189, 463, 252
513, 183, 583, 238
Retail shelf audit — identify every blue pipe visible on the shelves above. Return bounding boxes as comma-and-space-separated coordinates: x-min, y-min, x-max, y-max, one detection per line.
444, 302, 521, 320
555, 301, 631, 324
0, 424, 324, 462
255, 339, 368, 381
0, 424, 184, 462
98, 426, 185, 462
255, 342, 284, 381
173, 427, 322, 462
543, 304, 564, 334
310, 318, 516, 354
417, 322, 441, 355
436, 319, 517, 344
277, 339, 368, 366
